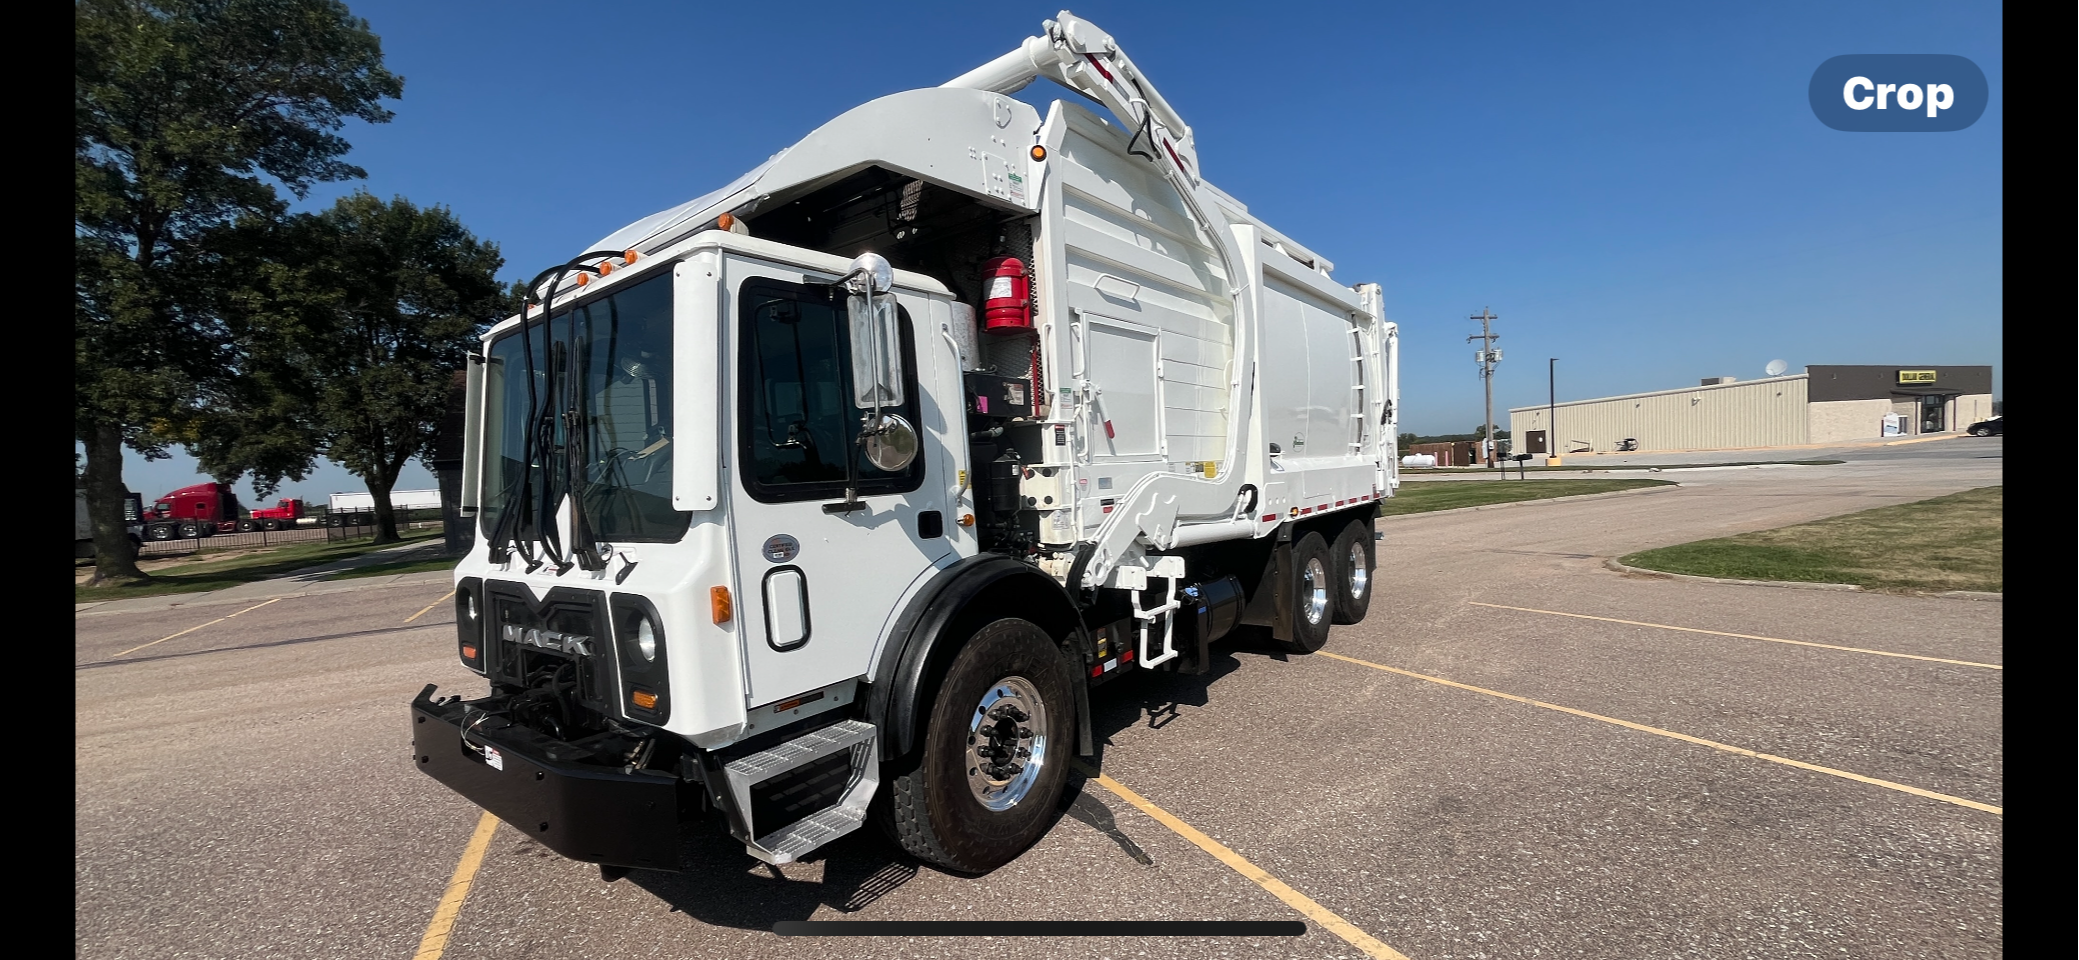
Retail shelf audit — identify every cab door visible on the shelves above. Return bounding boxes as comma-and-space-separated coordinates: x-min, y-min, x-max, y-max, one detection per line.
723, 256, 959, 705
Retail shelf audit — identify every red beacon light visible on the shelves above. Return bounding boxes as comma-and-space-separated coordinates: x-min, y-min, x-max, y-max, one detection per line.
981, 257, 1031, 335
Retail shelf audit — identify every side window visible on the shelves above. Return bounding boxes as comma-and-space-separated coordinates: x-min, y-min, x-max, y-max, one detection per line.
739, 279, 923, 502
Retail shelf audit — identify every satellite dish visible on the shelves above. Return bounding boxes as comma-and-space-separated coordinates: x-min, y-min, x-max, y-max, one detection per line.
1764, 359, 1788, 377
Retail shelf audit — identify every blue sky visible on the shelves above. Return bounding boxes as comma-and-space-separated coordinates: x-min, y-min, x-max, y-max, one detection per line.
113, 0, 2001, 501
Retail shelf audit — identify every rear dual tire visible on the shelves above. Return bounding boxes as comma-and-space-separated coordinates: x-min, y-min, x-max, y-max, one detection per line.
1271, 519, 1374, 654
1274, 532, 1334, 654
1330, 520, 1374, 625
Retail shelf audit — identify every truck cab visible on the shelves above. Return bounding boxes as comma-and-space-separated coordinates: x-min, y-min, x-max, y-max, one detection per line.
143, 482, 245, 540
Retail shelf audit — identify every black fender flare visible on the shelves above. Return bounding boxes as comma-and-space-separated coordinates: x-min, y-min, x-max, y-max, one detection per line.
865, 554, 1088, 763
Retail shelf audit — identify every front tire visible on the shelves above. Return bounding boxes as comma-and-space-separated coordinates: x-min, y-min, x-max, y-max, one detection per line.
1969, 427, 1989, 437
878, 618, 1074, 874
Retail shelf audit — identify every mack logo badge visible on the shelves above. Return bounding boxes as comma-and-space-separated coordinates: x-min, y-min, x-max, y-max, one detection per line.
501, 624, 593, 656
763, 534, 801, 563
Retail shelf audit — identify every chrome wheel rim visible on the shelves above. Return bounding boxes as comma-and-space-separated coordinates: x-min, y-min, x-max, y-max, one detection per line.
965, 676, 1048, 811
1347, 541, 1369, 601
1302, 556, 1330, 626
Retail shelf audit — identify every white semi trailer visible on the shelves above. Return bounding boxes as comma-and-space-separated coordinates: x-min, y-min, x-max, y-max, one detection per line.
328, 488, 443, 515
413, 12, 1400, 878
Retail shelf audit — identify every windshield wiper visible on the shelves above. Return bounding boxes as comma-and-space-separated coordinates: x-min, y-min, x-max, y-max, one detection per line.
488, 251, 625, 573
486, 302, 542, 569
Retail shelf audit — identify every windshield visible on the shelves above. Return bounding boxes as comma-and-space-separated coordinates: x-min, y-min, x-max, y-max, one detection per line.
481, 270, 690, 545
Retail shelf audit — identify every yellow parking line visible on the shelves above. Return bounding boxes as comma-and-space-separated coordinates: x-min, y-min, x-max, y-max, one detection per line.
1468, 601, 2001, 670
412, 811, 500, 960
1073, 761, 1410, 959
109, 597, 281, 658
406, 589, 458, 624
1318, 651, 2000, 816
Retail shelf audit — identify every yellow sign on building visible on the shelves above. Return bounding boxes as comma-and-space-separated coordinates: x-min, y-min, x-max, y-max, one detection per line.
1897, 370, 1937, 383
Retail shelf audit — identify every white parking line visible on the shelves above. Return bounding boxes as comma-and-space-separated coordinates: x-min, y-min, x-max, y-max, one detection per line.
109, 598, 282, 658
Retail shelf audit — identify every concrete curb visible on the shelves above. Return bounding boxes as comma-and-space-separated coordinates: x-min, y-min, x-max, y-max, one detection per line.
1602, 559, 2002, 601
1542, 432, 1970, 462
1380, 483, 1678, 521
75, 569, 452, 617
1881, 433, 1966, 447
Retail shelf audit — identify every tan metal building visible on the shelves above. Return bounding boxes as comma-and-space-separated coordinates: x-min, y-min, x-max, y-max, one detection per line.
1508, 365, 1994, 454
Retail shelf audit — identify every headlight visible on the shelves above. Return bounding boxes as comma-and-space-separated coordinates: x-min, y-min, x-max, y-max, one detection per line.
610, 596, 668, 723
635, 613, 657, 661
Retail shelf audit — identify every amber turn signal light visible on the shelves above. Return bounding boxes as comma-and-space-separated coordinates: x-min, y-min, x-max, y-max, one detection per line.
711, 586, 733, 624
631, 689, 658, 710
1030, 144, 1047, 161
460, 643, 478, 660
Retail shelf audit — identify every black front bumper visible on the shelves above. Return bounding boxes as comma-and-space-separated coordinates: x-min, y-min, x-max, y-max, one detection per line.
410, 685, 682, 870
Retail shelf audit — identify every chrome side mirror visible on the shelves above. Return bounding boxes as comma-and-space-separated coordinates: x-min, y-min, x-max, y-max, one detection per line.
845, 253, 903, 411
861, 413, 919, 472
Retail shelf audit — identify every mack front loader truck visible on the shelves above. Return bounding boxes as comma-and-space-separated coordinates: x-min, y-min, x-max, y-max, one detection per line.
412, 12, 1401, 878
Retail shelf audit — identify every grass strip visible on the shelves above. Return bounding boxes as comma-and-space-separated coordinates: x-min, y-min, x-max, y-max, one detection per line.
1618, 486, 2000, 594
76, 529, 443, 601
1380, 478, 1671, 516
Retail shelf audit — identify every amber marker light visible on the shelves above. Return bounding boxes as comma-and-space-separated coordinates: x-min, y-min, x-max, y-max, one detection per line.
631, 689, 659, 710
711, 586, 733, 624
623, 249, 638, 263
598, 260, 613, 276
460, 644, 478, 660
1030, 144, 1047, 161
576, 272, 590, 286
958, 514, 975, 527
718, 213, 737, 231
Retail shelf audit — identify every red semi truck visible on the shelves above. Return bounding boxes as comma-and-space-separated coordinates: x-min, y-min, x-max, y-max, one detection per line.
141, 482, 314, 541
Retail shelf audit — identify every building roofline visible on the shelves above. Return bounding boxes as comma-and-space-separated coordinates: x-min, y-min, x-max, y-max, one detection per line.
1507, 373, 1808, 413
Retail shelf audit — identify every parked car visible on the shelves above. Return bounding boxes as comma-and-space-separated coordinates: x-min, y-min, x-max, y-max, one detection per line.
1966, 416, 2001, 437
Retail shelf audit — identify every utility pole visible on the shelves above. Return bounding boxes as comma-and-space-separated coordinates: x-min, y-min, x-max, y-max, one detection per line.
1467, 308, 1500, 467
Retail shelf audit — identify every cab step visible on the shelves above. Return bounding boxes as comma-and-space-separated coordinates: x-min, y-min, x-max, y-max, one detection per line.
721, 719, 878, 865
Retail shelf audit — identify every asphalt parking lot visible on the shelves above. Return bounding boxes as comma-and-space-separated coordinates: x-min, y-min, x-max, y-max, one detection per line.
74, 438, 2001, 960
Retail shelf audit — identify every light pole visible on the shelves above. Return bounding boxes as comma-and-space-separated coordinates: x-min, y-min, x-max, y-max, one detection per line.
1547, 358, 1558, 464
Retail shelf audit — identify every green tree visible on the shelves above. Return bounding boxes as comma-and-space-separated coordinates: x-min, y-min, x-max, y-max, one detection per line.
75, 0, 402, 583
213, 194, 508, 544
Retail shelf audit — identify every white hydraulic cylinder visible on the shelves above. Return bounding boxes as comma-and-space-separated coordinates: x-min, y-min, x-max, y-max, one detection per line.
941, 36, 1054, 94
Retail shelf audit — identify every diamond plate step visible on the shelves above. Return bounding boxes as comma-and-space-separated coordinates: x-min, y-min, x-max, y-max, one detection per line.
721, 719, 878, 865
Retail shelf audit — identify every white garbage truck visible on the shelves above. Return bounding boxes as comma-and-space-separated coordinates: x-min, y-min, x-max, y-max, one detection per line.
412, 11, 1401, 878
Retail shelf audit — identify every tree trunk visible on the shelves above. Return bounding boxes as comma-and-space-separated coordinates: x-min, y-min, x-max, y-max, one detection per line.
83, 422, 148, 585
367, 467, 400, 544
